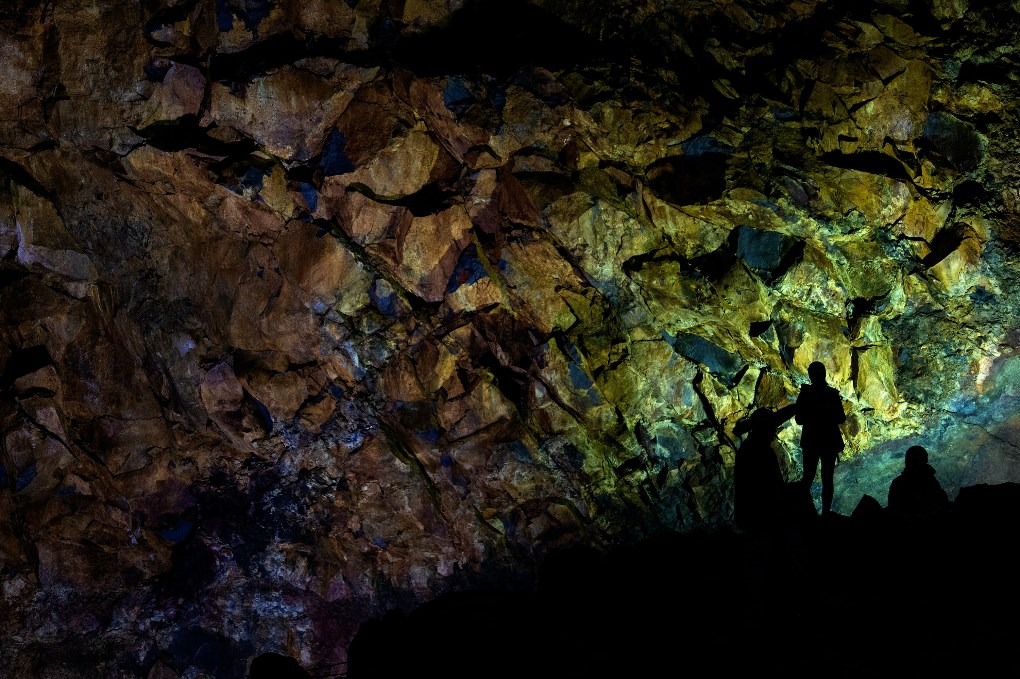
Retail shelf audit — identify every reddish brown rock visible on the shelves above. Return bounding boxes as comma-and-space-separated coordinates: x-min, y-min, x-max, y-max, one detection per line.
208, 64, 372, 162
141, 61, 206, 127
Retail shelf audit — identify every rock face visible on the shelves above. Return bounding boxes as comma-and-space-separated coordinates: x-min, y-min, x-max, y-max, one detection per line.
2, 0, 1020, 675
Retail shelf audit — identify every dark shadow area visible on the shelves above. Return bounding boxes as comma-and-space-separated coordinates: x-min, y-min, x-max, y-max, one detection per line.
345, 482, 1020, 678
136, 117, 259, 157
921, 222, 968, 268
0, 156, 53, 200
389, 0, 632, 78
920, 110, 983, 172
348, 182, 457, 217
168, 626, 251, 679
952, 178, 994, 209
0, 345, 55, 389
645, 153, 729, 206
819, 150, 915, 183
209, 31, 315, 83
248, 652, 311, 679
206, 0, 646, 83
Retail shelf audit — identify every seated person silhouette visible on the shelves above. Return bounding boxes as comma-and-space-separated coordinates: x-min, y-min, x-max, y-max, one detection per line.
734, 408, 786, 532
887, 445, 950, 521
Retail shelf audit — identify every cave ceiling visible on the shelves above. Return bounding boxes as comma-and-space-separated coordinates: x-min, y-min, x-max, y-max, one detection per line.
2, 0, 1020, 675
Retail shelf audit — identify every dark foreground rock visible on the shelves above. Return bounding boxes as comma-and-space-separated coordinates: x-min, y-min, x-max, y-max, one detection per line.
345, 482, 1020, 678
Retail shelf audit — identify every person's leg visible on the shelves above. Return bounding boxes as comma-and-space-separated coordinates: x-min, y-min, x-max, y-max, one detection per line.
800, 446, 821, 516
801, 446, 820, 487
820, 454, 836, 513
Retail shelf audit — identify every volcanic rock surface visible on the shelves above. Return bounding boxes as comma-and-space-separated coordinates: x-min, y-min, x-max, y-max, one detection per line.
3, 0, 1020, 676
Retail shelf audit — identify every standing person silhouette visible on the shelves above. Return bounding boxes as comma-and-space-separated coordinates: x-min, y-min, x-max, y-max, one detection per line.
795, 361, 845, 516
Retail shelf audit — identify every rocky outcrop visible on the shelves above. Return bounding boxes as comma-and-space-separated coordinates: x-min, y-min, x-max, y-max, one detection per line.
3, 0, 1020, 675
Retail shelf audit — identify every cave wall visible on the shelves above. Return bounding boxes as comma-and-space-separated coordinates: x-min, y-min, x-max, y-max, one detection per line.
3, 0, 1020, 675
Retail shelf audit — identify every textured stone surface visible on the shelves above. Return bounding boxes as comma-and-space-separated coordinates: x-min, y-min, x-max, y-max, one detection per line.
3, 0, 1020, 676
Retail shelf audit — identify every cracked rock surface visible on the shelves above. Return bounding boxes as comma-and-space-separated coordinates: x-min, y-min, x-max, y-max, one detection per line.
3, 0, 1020, 675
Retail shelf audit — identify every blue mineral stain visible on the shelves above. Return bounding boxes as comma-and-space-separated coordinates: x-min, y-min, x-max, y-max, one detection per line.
944, 58, 961, 80
779, 340, 796, 370
497, 258, 509, 272
735, 225, 795, 273
446, 244, 489, 293
372, 536, 388, 549
320, 129, 355, 176
300, 183, 318, 212
589, 277, 623, 307
341, 342, 367, 379
328, 384, 343, 398
509, 440, 532, 462
159, 519, 194, 544
562, 339, 583, 366
970, 286, 995, 304
568, 361, 594, 391
143, 60, 171, 82
500, 513, 519, 536
0, 463, 6, 488
444, 76, 473, 114
440, 454, 453, 468
657, 433, 691, 460
424, 427, 440, 442
769, 105, 799, 120
490, 87, 507, 113
15, 465, 36, 492
228, 0, 275, 33
370, 282, 399, 317
666, 331, 743, 382
681, 135, 733, 158
561, 340, 602, 405
56, 486, 80, 497
215, 0, 233, 31
922, 111, 983, 171
947, 395, 977, 416
736, 226, 785, 270
751, 197, 782, 213
240, 166, 266, 191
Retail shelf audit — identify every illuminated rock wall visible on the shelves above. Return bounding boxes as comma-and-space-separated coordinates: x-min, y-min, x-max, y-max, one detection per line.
2, 0, 1019, 675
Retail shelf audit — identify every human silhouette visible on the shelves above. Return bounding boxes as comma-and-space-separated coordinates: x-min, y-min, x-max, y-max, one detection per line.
887, 445, 950, 521
734, 408, 784, 532
795, 361, 845, 516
